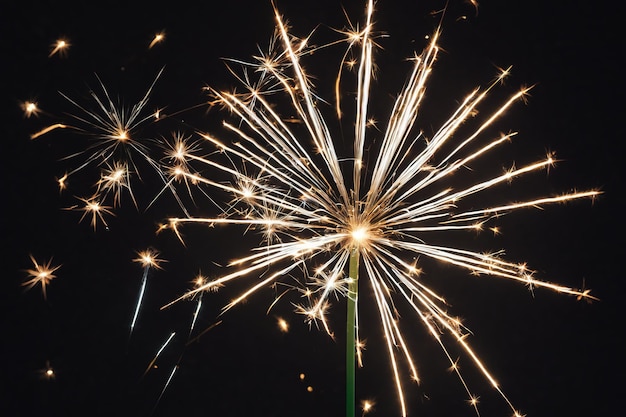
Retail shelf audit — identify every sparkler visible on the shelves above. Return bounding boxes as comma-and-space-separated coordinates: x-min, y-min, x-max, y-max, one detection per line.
151, 1, 599, 416
25, 0, 600, 416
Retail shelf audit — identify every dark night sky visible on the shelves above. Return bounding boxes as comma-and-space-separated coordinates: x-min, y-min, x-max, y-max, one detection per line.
1, 1, 624, 416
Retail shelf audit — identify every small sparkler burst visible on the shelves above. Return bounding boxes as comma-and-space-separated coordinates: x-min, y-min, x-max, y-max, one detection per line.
150, 1, 598, 416
30, 68, 179, 224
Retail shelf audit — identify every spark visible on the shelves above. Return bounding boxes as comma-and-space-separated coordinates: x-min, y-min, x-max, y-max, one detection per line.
40, 360, 56, 380
154, 2, 600, 416
277, 316, 289, 332
130, 249, 164, 337
30, 123, 67, 139
21, 101, 40, 118
188, 274, 207, 337
70, 196, 114, 230
149, 31, 166, 49
36, 69, 167, 210
49, 38, 70, 58
23, 255, 61, 299
56, 173, 69, 191
151, 132, 208, 212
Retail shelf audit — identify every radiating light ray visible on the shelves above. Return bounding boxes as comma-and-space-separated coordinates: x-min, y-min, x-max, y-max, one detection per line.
361, 399, 375, 416
39, 360, 56, 380
276, 316, 289, 332
23, 255, 61, 300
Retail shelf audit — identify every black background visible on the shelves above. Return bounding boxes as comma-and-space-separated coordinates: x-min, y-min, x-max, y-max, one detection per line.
2, 1, 624, 416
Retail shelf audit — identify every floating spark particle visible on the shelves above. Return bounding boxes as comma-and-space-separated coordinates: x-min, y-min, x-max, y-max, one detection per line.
149, 32, 165, 49
361, 400, 375, 416
21, 101, 40, 118
40, 360, 56, 380
96, 161, 135, 208
277, 316, 289, 332
23, 255, 61, 299
150, 132, 209, 213
49, 38, 70, 58
156, 2, 600, 416
56, 173, 69, 192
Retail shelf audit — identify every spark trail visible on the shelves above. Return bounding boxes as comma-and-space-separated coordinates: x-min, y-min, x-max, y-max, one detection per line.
130, 250, 163, 338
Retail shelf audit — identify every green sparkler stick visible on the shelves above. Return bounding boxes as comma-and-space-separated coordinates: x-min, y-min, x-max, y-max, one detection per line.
346, 247, 360, 417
